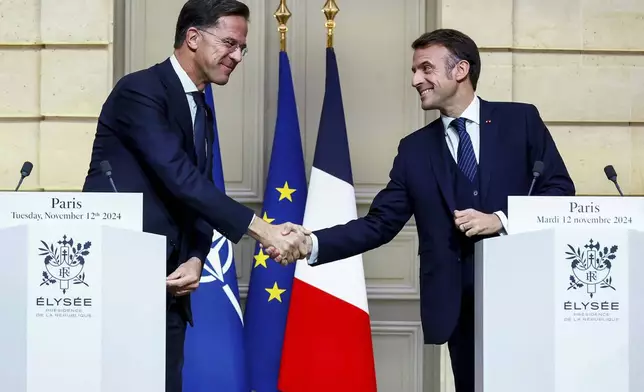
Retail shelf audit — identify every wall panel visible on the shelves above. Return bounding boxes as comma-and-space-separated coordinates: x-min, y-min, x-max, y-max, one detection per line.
0, 0, 113, 191
372, 321, 424, 391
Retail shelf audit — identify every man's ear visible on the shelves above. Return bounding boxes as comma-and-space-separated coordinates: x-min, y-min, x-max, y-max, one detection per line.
454, 59, 470, 84
185, 27, 200, 51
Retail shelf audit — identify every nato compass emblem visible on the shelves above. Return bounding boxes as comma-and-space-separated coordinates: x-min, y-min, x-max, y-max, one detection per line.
39, 235, 92, 294
566, 239, 617, 298
200, 230, 243, 323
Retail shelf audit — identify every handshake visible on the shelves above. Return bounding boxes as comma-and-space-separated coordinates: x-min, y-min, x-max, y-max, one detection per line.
248, 216, 313, 265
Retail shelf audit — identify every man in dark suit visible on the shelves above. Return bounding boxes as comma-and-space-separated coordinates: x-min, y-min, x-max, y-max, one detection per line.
82, 1, 308, 391
275, 29, 575, 391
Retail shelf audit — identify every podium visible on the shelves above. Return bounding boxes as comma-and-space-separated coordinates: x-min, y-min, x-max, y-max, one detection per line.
475, 196, 644, 392
0, 192, 167, 392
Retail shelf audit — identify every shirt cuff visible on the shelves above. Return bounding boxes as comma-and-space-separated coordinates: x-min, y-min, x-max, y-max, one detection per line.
307, 233, 319, 265
493, 211, 508, 236
248, 214, 256, 228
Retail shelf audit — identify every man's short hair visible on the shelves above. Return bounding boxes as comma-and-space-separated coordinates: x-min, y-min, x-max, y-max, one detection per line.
411, 29, 481, 90
174, 0, 250, 49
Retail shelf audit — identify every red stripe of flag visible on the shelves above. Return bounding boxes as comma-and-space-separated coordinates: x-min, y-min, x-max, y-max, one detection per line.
278, 278, 377, 391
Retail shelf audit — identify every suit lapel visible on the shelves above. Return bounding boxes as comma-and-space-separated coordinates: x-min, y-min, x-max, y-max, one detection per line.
157, 59, 196, 163
426, 120, 457, 213
478, 99, 498, 203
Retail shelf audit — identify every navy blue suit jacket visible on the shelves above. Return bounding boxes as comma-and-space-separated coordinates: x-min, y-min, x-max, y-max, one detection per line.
311, 99, 575, 344
82, 58, 254, 322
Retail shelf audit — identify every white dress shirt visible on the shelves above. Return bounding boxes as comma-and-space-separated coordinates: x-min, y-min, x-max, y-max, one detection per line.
169, 54, 199, 126
306, 95, 507, 265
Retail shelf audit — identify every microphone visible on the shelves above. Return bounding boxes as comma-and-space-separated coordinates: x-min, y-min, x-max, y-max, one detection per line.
100, 160, 118, 192
15, 161, 33, 191
527, 161, 544, 196
604, 165, 623, 196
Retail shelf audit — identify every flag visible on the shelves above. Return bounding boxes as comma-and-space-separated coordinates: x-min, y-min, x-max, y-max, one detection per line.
243, 50, 307, 390
182, 83, 248, 391
278, 47, 377, 391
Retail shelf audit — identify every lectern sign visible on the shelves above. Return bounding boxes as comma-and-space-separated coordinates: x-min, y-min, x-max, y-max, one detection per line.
0, 193, 142, 328
475, 196, 644, 391
565, 238, 617, 300
0, 192, 142, 229
0, 192, 165, 392
559, 235, 624, 325
34, 233, 95, 324
555, 230, 629, 391
26, 225, 104, 391
39, 235, 92, 294
475, 227, 644, 392
507, 196, 644, 234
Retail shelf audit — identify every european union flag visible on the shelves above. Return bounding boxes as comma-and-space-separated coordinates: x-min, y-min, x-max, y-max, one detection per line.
244, 50, 307, 390
182, 83, 248, 391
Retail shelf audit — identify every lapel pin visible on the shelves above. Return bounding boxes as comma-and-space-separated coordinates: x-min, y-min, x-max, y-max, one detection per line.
485, 119, 491, 124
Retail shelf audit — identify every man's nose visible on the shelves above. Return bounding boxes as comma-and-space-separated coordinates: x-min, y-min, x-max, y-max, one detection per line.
411, 71, 423, 87
230, 48, 243, 63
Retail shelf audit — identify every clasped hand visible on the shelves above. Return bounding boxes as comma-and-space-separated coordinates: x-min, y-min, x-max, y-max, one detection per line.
251, 217, 312, 266
264, 222, 313, 265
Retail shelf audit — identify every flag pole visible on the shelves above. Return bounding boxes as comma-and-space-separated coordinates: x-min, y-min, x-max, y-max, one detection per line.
322, 0, 339, 48
274, 0, 291, 52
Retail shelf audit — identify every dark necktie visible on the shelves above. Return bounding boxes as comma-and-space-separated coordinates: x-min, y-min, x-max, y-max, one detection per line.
451, 117, 477, 182
191, 92, 208, 173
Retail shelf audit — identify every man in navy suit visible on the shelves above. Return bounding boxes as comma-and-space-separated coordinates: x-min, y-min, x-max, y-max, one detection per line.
275, 29, 575, 391
82, 1, 308, 391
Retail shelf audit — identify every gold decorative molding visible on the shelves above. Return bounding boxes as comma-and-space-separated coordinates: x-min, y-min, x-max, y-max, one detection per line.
41, 114, 99, 120
0, 114, 41, 120
39, 187, 81, 191
0, 42, 109, 49
479, 46, 644, 55
0, 188, 45, 192
544, 120, 644, 126
0, 114, 99, 121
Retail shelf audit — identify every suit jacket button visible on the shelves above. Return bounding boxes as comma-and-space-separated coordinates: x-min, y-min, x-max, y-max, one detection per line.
473, 190, 478, 196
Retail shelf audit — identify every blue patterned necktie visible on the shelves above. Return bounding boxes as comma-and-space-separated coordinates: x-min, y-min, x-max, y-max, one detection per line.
451, 117, 477, 182
191, 92, 208, 173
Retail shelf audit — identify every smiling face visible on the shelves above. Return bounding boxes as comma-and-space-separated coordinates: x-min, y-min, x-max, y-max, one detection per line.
411, 44, 471, 113
185, 15, 248, 86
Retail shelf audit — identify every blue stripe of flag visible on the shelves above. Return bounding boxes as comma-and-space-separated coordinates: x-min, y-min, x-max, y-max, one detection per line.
311, 47, 354, 186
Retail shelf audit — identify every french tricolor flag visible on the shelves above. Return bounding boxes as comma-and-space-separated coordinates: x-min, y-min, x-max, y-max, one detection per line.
278, 47, 377, 392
